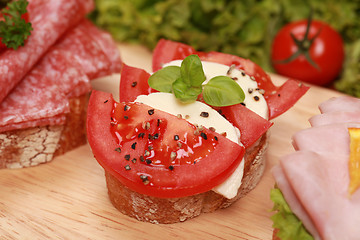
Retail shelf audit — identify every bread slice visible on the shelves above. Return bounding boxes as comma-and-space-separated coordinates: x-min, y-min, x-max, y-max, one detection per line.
104, 133, 269, 224
0, 94, 88, 169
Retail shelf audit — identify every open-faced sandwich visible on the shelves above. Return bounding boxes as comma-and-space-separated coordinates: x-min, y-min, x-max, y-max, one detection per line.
87, 39, 309, 224
0, 0, 121, 169
271, 95, 360, 239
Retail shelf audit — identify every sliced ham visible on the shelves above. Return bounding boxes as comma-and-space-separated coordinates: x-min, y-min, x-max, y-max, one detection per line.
279, 151, 360, 240
292, 123, 354, 154
273, 95, 360, 240
0, 0, 94, 103
0, 20, 121, 133
309, 111, 360, 127
319, 95, 360, 113
272, 165, 321, 240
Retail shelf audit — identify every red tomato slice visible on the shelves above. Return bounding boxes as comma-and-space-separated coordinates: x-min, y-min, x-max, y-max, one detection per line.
266, 79, 309, 119
87, 90, 245, 198
119, 63, 154, 102
152, 39, 309, 120
220, 104, 273, 148
152, 38, 196, 72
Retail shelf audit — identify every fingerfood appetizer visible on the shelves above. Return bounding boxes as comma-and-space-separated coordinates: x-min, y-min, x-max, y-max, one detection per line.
271, 95, 360, 240
87, 39, 309, 223
0, 0, 122, 168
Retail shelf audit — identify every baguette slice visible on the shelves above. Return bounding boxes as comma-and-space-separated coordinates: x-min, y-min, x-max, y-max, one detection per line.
105, 133, 268, 224
0, 94, 88, 169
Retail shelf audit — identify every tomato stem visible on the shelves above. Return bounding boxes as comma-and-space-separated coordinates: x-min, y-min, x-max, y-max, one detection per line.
274, 10, 322, 71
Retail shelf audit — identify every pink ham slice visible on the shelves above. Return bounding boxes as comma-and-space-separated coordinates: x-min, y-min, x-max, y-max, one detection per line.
309, 111, 360, 127
319, 95, 360, 113
292, 123, 355, 154
0, 21, 121, 133
279, 150, 360, 240
310, 95, 360, 127
0, 0, 94, 104
272, 165, 321, 240
273, 95, 360, 240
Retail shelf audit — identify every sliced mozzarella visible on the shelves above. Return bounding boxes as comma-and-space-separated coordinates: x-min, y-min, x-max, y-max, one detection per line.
163, 60, 269, 120
135, 92, 243, 199
135, 92, 240, 144
136, 60, 270, 199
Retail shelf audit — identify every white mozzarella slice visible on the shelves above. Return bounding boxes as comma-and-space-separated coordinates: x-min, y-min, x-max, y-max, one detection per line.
135, 92, 243, 199
135, 92, 240, 144
163, 60, 269, 120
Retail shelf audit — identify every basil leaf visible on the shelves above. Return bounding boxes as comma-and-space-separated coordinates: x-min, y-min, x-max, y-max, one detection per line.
148, 66, 180, 92
172, 77, 202, 103
203, 76, 245, 107
180, 54, 206, 87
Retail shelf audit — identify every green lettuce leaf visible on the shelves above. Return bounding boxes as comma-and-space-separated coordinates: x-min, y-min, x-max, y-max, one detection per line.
270, 188, 314, 240
89, 0, 360, 96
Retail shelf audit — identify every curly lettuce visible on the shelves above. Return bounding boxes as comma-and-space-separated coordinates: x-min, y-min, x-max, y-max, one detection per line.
89, 0, 360, 96
270, 188, 314, 240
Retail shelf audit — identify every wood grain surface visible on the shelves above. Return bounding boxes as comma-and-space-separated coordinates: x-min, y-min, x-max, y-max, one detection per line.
0, 44, 344, 240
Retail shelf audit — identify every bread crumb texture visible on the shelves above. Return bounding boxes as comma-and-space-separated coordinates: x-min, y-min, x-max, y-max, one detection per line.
0, 95, 88, 169
0, 126, 63, 169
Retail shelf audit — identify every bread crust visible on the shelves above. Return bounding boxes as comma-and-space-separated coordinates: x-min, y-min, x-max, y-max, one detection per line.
105, 133, 269, 224
0, 94, 88, 169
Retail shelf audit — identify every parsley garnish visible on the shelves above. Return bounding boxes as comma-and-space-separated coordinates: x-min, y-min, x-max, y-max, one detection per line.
148, 55, 245, 107
0, 0, 32, 50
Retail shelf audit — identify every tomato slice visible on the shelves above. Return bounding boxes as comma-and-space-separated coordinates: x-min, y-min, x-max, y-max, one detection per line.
152, 39, 309, 120
152, 38, 196, 72
87, 90, 245, 198
266, 79, 309, 119
220, 104, 273, 148
119, 63, 154, 102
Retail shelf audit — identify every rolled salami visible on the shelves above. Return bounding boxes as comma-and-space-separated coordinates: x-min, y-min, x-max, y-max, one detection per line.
0, 0, 94, 103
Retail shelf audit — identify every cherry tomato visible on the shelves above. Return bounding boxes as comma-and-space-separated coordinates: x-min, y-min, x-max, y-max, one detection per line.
271, 19, 344, 86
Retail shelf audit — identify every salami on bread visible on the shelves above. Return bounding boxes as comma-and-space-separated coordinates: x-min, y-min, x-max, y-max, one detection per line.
0, 0, 94, 103
0, 18, 122, 168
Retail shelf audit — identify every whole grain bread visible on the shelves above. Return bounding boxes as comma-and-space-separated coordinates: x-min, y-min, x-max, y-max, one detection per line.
105, 133, 269, 224
0, 94, 88, 169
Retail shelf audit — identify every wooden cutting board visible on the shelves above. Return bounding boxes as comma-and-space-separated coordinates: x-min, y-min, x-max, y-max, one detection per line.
0, 44, 344, 240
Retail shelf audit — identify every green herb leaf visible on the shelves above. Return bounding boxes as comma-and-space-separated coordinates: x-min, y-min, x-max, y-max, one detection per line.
180, 54, 206, 87
0, 0, 32, 50
148, 66, 180, 92
172, 77, 202, 103
270, 188, 314, 240
203, 76, 245, 107
147, 54, 245, 106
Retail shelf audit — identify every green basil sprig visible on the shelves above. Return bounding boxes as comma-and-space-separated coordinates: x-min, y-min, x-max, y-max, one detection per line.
148, 55, 245, 107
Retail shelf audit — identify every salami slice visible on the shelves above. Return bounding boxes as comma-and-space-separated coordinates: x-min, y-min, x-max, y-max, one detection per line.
0, 51, 90, 132
0, 19, 122, 133
53, 19, 122, 80
0, 0, 94, 104
77, 19, 122, 76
